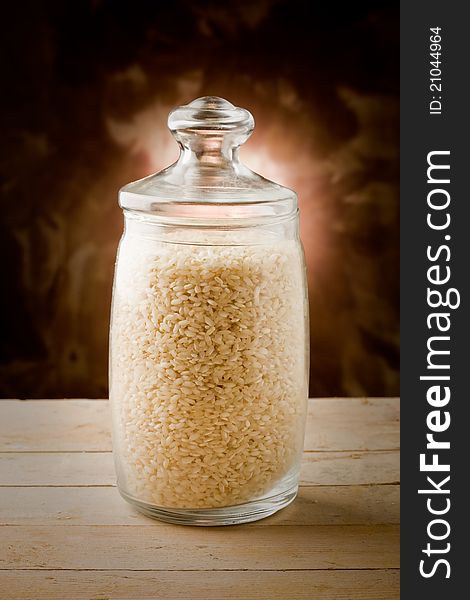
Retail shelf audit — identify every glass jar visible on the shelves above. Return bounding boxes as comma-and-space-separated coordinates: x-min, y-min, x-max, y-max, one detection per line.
109, 97, 309, 525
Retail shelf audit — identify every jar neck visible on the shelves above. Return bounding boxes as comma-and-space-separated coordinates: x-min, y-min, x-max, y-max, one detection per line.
123, 210, 300, 246
177, 135, 241, 168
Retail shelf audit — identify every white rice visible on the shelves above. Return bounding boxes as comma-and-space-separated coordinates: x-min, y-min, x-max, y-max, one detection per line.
110, 230, 307, 508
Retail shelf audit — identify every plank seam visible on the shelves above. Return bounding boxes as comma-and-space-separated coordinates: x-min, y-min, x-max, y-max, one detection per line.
0, 567, 401, 572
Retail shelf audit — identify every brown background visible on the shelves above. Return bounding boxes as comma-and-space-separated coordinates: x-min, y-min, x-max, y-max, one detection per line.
0, 0, 399, 398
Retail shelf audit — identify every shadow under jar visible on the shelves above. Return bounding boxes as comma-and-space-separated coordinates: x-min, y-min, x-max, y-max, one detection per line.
109, 97, 309, 525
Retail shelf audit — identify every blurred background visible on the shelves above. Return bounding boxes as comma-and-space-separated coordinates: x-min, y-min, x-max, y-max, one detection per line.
0, 0, 399, 398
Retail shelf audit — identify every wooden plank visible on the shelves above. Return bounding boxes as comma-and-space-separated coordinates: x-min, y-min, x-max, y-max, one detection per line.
0, 398, 399, 452
302, 451, 399, 486
0, 569, 400, 600
0, 452, 115, 486
0, 485, 399, 526
0, 450, 398, 487
0, 525, 399, 570
0, 401, 111, 452
305, 398, 399, 451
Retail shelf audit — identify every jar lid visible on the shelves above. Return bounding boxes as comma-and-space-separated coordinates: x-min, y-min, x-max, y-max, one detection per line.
120, 96, 297, 222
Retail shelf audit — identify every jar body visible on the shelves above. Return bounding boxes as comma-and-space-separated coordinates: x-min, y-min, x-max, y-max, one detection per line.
109, 213, 309, 525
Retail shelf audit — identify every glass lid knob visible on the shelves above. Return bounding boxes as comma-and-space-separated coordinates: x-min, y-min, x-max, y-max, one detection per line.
168, 96, 254, 149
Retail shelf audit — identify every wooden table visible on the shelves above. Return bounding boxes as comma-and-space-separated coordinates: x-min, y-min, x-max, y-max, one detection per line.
0, 398, 399, 599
